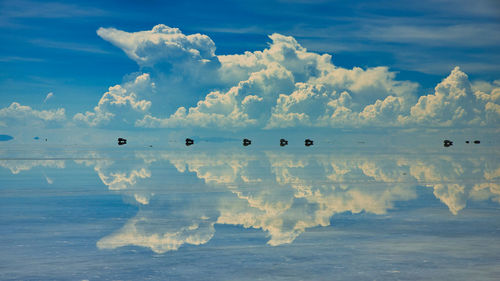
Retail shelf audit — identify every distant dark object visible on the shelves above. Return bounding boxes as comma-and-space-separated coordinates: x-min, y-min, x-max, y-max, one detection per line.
45, 138, 47, 142
305, 139, 313, 146
0, 134, 14, 141
280, 138, 288, 147
118, 138, 127, 145
474, 140, 480, 144
33, 136, 40, 140
443, 140, 453, 147
465, 141, 470, 144
243, 138, 251, 146
185, 138, 194, 146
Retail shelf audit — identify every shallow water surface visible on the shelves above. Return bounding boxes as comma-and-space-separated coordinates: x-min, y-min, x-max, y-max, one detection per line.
1, 144, 499, 280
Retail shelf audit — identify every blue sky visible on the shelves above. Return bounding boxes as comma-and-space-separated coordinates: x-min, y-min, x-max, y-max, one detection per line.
0, 0, 499, 135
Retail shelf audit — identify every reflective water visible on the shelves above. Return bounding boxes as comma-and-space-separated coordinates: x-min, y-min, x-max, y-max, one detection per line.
1, 143, 499, 280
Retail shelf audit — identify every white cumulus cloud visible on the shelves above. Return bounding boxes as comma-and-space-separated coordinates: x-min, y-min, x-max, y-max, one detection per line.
73, 73, 154, 127
401, 66, 499, 126
3, 25, 497, 130
97, 24, 219, 70
73, 25, 500, 130
0, 102, 66, 127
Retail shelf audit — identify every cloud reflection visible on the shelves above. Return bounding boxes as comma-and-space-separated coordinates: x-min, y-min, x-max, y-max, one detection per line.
81, 148, 499, 253
1, 147, 496, 252
0, 159, 65, 174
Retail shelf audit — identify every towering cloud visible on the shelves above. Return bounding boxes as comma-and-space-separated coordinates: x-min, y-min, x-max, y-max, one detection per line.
74, 73, 154, 127
0, 24, 497, 130
74, 25, 498, 130
402, 67, 500, 126
96, 24, 219, 71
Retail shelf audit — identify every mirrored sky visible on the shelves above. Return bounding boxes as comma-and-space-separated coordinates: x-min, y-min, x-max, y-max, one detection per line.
1, 144, 499, 280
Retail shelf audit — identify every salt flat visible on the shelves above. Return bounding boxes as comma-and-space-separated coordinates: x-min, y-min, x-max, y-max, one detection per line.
1, 144, 499, 280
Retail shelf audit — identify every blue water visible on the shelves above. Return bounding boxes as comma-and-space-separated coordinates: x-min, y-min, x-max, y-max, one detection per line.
1, 144, 499, 280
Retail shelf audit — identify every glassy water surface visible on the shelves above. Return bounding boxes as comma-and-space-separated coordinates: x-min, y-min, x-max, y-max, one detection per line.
1, 143, 499, 280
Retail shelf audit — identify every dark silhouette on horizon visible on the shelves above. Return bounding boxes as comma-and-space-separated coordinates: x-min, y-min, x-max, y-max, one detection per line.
109, 136, 481, 148
280, 139, 288, 147
305, 139, 313, 146
243, 138, 251, 146
443, 140, 453, 147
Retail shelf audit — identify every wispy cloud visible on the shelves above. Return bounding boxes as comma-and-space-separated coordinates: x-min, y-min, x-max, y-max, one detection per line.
391, 50, 500, 75
0, 56, 45, 62
198, 26, 264, 35
0, 0, 107, 28
273, 13, 500, 75
358, 23, 500, 48
29, 39, 110, 54
375, 0, 500, 19
0, 0, 106, 19
43, 92, 54, 103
